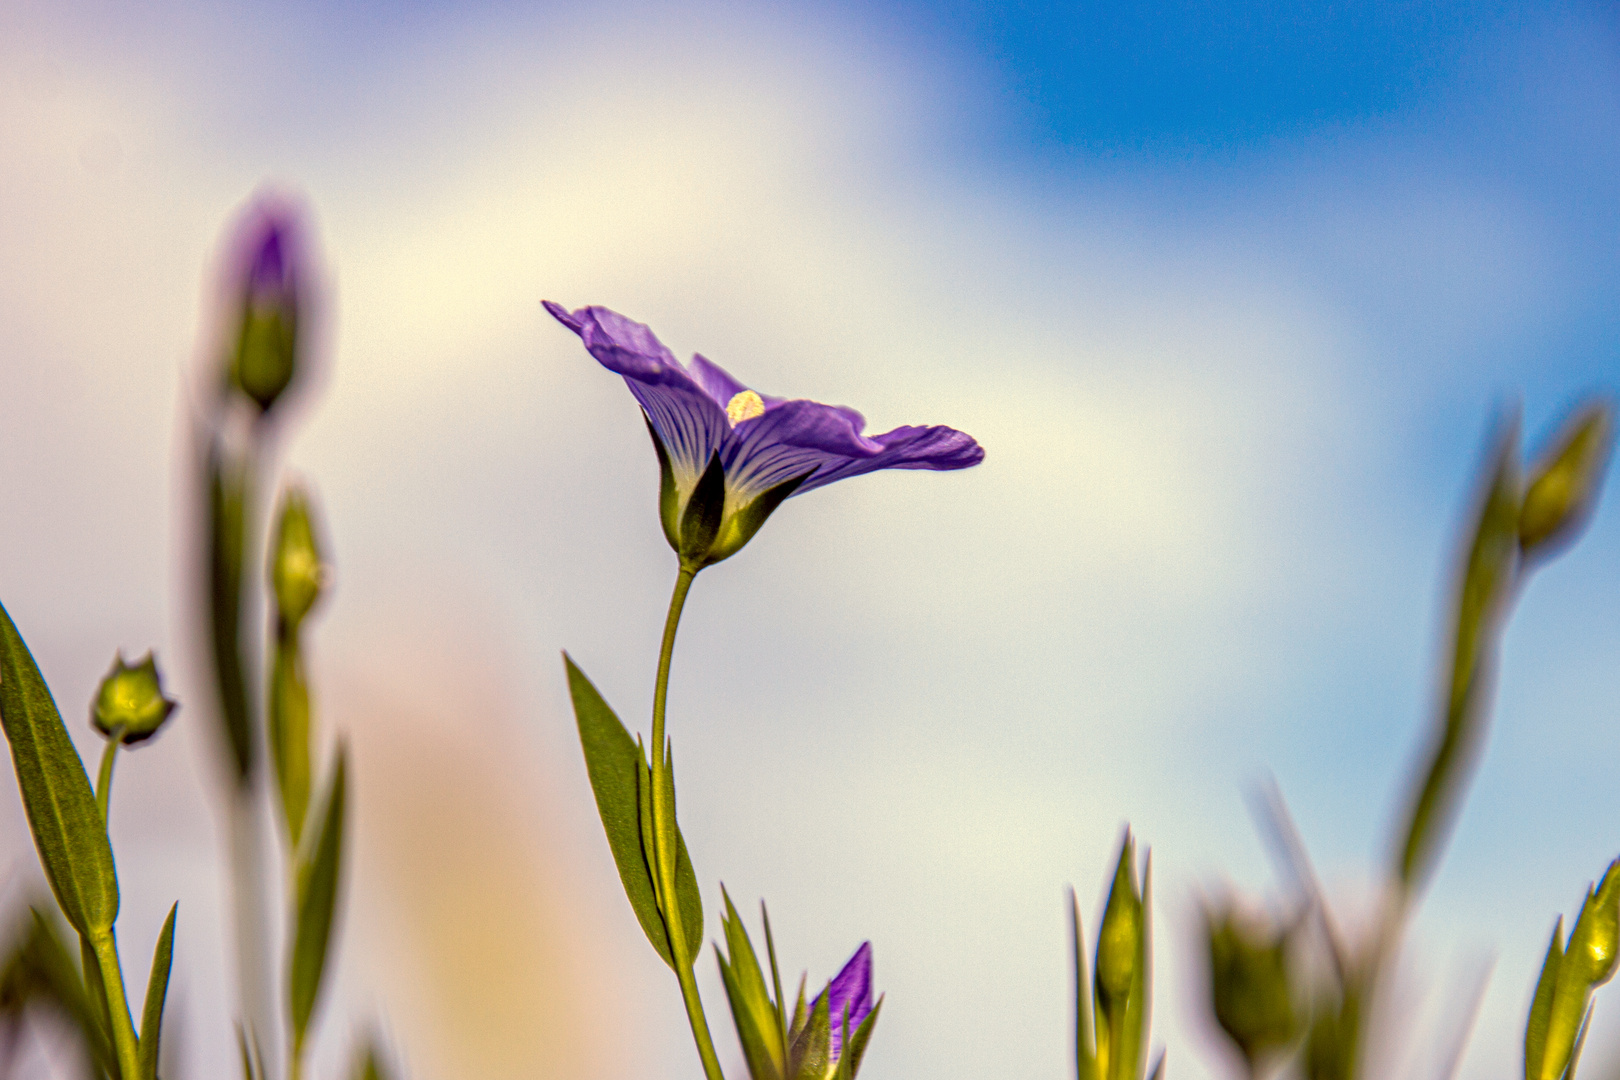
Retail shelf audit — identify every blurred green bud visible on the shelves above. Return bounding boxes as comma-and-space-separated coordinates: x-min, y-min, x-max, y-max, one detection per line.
1567, 860, 1620, 988
1520, 401, 1614, 556
272, 486, 326, 627
226, 204, 305, 413
1205, 902, 1298, 1067
1097, 832, 1142, 1004
92, 652, 177, 745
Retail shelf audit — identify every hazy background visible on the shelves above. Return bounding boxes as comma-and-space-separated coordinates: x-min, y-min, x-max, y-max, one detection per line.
1, 1, 1619, 1077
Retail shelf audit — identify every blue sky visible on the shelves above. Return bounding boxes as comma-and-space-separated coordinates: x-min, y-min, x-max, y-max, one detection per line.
1, 2, 1619, 1078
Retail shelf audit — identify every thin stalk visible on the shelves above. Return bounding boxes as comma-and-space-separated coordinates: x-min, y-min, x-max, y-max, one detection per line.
89, 930, 141, 1080
649, 563, 725, 1080
95, 730, 123, 824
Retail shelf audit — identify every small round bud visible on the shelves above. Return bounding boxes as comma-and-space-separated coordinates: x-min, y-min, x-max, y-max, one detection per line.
1205, 901, 1298, 1066
1520, 402, 1614, 555
272, 486, 326, 626
92, 652, 177, 745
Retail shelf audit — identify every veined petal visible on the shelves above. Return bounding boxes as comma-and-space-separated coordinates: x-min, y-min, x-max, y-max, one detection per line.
793, 423, 984, 493
544, 302, 728, 487
816, 942, 874, 1063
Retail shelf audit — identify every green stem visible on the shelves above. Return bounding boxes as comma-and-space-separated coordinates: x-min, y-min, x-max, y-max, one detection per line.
90, 929, 142, 1080
649, 563, 725, 1080
95, 730, 123, 824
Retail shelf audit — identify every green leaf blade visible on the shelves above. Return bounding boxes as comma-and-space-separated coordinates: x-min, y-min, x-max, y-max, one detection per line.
290, 748, 347, 1050
0, 600, 119, 936
566, 654, 674, 968
138, 903, 178, 1080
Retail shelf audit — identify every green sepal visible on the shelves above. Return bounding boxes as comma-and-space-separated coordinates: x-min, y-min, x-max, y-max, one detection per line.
788, 983, 832, 1080
565, 655, 701, 969
138, 903, 178, 1080
646, 415, 683, 554
1520, 400, 1614, 555
763, 902, 791, 1069
290, 747, 347, 1051
718, 887, 785, 1080
0, 600, 119, 937
839, 994, 882, 1078
1096, 831, 1139, 1015
679, 452, 727, 562
1527, 918, 1565, 1080
786, 975, 809, 1055
231, 305, 298, 413
238, 1023, 266, 1080
704, 472, 811, 566
1397, 418, 1522, 889
1071, 888, 1098, 1080
206, 443, 254, 784
270, 628, 313, 845
1118, 854, 1151, 1080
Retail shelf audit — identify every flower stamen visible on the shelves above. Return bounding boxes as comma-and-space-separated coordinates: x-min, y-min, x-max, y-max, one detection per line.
726, 390, 765, 425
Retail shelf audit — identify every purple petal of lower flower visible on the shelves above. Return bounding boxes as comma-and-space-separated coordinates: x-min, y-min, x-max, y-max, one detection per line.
819, 941, 874, 1062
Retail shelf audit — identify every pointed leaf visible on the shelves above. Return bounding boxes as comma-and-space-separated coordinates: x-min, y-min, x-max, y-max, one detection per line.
719, 888, 783, 1079
659, 742, 703, 963
763, 902, 790, 1069
290, 749, 347, 1050
1398, 419, 1522, 889
0, 601, 119, 937
138, 903, 177, 1080
207, 446, 254, 783
1527, 919, 1563, 1080
842, 995, 882, 1078
269, 631, 312, 845
789, 985, 831, 1080
1072, 887, 1097, 1080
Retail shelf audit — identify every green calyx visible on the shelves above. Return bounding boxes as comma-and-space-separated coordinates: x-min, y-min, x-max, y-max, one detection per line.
230, 301, 298, 412
92, 652, 177, 746
645, 416, 809, 569
272, 486, 326, 627
1520, 402, 1614, 555
1205, 904, 1298, 1066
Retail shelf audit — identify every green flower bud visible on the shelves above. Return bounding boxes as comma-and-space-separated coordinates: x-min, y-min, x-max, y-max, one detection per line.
1205, 902, 1298, 1066
92, 652, 177, 745
224, 203, 307, 413
272, 486, 326, 627
1097, 832, 1142, 1004
1520, 401, 1614, 555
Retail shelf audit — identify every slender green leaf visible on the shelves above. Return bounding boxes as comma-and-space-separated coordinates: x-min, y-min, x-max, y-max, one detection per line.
138, 903, 177, 1080
1398, 420, 1522, 889
763, 902, 790, 1070
718, 888, 783, 1080
81, 935, 115, 1070
565, 655, 700, 969
842, 995, 882, 1078
0, 601, 119, 937
206, 446, 254, 783
1071, 888, 1097, 1080
1119, 855, 1151, 1080
290, 748, 347, 1049
660, 742, 703, 963
269, 629, 312, 844
237, 1024, 264, 1080
788, 984, 831, 1080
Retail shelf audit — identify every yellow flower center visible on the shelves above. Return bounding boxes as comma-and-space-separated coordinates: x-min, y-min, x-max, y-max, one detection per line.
726, 389, 765, 424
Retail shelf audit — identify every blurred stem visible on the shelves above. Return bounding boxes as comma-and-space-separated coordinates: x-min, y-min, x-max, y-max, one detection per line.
650, 563, 725, 1080
88, 930, 140, 1080
96, 729, 123, 824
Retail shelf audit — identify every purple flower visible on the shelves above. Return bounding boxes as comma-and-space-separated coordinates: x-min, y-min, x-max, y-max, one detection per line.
544, 302, 984, 565
816, 941, 876, 1064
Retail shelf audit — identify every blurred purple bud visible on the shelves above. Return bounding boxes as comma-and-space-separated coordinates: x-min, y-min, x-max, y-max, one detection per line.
224, 195, 310, 413
813, 942, 875, 1064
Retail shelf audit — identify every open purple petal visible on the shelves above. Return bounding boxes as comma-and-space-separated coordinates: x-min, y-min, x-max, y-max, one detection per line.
817, 941, 875, 1062
544, 302, 729, 482
793, 422, 984, 493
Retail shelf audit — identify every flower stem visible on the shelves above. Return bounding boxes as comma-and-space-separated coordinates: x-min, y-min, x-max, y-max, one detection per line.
89, 928, 142, 1080
95, 729, 123, 824
649, 563, 726, 1080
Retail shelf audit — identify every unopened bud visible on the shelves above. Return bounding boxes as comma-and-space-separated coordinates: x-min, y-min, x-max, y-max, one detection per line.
92, 652, 177, 745
1097, 832, 1142, 1002
272, 486, 326, 626
1520, 402, 1613, 555
1205, 902, 1298, 1065
227, 205, 303, 412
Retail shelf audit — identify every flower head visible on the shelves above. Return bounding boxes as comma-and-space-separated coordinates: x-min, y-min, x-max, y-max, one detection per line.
92, 652, 178, 745
544, 302, 984, 566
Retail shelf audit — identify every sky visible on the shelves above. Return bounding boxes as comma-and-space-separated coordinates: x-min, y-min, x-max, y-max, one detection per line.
1, 1, 1619, 1078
